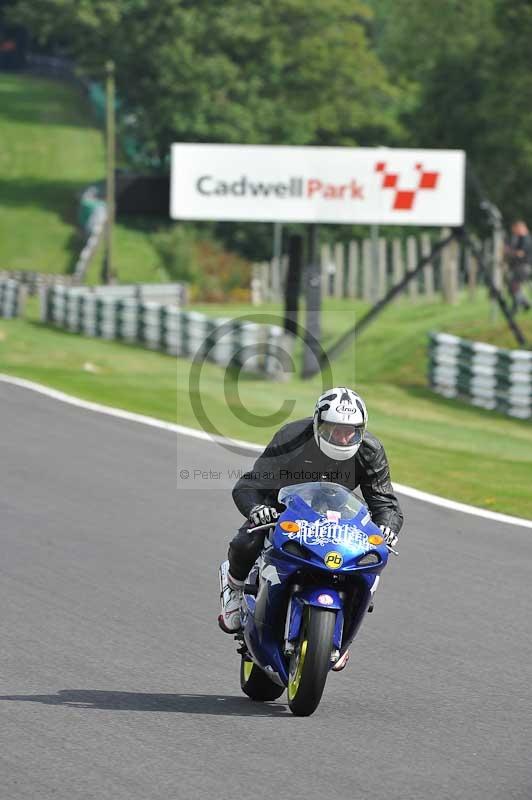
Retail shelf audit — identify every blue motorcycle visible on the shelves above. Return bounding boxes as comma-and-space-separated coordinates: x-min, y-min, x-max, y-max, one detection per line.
228, 481, 395, 716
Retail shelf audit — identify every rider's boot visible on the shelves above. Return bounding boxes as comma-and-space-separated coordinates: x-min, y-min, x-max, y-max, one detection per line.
218, 560, 244, 634
332, 649, 350, 672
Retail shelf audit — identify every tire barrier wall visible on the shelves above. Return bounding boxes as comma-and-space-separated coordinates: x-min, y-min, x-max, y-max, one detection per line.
0, 279, 25, 318
41, 286, 291, 378
428, 332, 532, 419
0, 270, 73, 296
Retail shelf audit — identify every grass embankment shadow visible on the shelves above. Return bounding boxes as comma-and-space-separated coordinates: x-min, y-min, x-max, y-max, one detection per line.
0, 178, 87, 274
0, 73, 105, 272
0, 178, 86, 216
0, 74, 100, 129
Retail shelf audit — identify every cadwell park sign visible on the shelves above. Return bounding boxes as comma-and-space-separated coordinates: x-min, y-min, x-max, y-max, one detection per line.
170, 144, 465, 227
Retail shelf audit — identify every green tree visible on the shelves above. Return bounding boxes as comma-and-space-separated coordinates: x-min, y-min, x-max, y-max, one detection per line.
479, 0, 532, 222
151, 224, 198, 283
368, 0, 532, 226
11, 0, 404, 160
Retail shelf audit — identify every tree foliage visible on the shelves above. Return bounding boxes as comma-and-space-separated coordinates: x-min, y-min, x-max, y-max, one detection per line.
368, 0, 532, 225
12, 0, 532, 234
11, 0, 404, 159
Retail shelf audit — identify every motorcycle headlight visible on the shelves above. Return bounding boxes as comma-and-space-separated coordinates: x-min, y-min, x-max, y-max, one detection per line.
283, 541, 308, 559
357, 551, 380, 566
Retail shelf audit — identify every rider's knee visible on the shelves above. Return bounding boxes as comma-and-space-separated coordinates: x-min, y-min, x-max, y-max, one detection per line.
228, 524, 264, 579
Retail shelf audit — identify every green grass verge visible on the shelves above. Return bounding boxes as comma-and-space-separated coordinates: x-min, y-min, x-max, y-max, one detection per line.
0, 74, 166, 278
1, 295, 530, 519
85, 216, 170, 286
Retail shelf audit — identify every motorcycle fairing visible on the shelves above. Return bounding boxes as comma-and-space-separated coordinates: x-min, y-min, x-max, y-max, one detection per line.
239, 483, 390, 689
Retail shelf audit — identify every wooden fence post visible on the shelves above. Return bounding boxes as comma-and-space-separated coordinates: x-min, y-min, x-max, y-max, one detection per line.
440, 228, 459, 304
378, 238, 387, 299
281, 254, 288, 297
259, 262, 270, 302
420, 233, 435, 299
362, 238, 373, 301
490, 229, 505, 322
334, 242, 344, 298
251, 264, 262, 305
271, 256, 282, 302
466, 244, 477, 300
320, 242, 332, 297
347, 240, 359, 298
406, 236, 418, 300
392, 238, 405, 289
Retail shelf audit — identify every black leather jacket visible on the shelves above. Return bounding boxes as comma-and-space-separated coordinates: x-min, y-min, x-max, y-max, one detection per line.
232, 418, 404, 534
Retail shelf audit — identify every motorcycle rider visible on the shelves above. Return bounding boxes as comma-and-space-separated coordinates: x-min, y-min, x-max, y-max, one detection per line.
219, 387, 404, 666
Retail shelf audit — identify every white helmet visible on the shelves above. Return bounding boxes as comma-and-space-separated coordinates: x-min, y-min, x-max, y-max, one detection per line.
313, 387, 368, 461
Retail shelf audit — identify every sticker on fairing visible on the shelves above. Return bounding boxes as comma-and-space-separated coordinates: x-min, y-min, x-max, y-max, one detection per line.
324, 551, 343, 569
285, 519, 370, 550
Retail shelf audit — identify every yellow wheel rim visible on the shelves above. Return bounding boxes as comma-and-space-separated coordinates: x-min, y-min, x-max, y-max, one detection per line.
288, 638, 308, 700
243, 660, 253, 683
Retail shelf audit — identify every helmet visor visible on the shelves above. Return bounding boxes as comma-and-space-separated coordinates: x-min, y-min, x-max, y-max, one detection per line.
318, 421, 364, 448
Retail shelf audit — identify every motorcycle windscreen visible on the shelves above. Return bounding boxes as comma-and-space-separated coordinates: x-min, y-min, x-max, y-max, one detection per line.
278, 481, 365, 522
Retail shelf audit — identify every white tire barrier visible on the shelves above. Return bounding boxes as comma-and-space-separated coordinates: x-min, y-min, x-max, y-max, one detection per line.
429, 332, 532, 419
41, 286, 291, 378
0, 279, 26, 318
0, 271, 74, 295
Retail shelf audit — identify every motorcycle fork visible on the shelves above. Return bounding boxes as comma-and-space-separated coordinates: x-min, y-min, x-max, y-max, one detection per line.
284, 588, 344, 655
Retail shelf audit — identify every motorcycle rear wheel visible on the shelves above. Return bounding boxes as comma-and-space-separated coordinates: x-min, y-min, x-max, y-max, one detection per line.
240, 656, 285, 701
287, 606, 335, 716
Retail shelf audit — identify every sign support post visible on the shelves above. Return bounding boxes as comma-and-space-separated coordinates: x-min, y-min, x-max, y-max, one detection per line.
302, 224, 321, 378
283, 233, 303, 336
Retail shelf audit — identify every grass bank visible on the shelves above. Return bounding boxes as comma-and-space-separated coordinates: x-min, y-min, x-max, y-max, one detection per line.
1, 295, 530, 519
0, 74, 104, 272
0, 74, 166, 279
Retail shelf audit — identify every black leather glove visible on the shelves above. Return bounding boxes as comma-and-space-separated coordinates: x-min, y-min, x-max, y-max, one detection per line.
379, 525, 398, 547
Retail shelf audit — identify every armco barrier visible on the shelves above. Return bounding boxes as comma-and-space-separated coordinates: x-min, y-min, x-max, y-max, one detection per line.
0, 279, 26, 318
74, 186, 107, 283
41, 286, 290, 377
428, 332, 532, 419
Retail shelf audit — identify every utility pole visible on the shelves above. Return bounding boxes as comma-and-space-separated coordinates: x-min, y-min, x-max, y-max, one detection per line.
102, 59, 116, 284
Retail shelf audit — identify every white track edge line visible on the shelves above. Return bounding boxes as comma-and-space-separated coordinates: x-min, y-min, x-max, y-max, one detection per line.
2, 372, 531, 529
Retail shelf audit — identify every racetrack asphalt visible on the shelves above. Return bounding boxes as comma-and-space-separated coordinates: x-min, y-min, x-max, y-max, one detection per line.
1, 381, 531, 800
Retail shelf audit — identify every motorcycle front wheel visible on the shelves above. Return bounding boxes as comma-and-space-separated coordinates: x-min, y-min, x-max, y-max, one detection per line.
240, 656, 285, 702
287, 606, 335, 716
